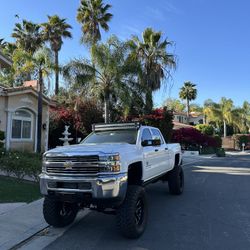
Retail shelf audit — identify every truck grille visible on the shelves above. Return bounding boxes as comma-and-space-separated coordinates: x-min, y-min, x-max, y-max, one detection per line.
45, 155, 103, 175
45, 155, 99, 163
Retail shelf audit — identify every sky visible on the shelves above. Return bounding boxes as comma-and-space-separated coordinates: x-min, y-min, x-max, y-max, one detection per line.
1, 0, 250, 108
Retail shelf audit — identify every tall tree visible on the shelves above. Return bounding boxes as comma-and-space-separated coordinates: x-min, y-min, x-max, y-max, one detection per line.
41, 15, 72, 95
76, 0, 113, 45
128, 27, 176, 113
231, 101, 250, 134
63, 36, 139, 123
164, 98, 185, 112
12, 20, 43, 54
13, 47, 53, 151
203, 98, 233, 137
179, 81, 197, 123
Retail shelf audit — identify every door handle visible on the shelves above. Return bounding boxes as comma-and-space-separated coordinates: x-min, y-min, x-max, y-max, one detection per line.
155, 149, 159, 152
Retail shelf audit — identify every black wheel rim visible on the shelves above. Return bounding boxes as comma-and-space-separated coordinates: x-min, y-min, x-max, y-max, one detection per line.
135, 198, 144, 226
60, 203, 73, 218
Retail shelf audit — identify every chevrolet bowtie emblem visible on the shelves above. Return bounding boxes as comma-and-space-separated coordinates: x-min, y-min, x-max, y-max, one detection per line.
64, 161, 73, 169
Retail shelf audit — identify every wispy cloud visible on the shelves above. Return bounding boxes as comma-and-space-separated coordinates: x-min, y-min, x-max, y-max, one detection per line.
163, 2, 182, 15
146, 2, 182, 21
123, 25, 141, 35
146, 7, 166, 21
115, 25, 142, 40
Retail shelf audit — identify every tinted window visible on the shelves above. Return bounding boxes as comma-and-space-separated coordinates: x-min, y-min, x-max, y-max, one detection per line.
81, 129, 137, 144
141, 129, 152, 142
151, 129, 164, 144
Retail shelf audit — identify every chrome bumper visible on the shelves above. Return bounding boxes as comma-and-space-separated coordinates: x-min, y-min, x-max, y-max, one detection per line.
39, 173, 127, 200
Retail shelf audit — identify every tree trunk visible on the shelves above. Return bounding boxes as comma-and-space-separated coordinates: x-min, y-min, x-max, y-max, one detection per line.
104, 92, 110, 124
55, 50, 59, 95
145, 90, 153, 114
37, 70, 43, 153
186, 98, 190, 124
223, 120, 227, 138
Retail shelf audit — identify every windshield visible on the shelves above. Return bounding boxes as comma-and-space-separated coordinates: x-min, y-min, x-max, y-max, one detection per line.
81, 129, 138, 144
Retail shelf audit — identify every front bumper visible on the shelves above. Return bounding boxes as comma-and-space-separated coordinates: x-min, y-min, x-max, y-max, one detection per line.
39, 172, 127, 202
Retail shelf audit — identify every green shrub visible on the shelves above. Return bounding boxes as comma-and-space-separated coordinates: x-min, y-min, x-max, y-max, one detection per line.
195, 124, 214, 136
200, 146, 216, 154
216, 148, 226, 157
0, 151, 42, 182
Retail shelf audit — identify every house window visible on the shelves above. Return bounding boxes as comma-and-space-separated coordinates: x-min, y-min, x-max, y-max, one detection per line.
11, 109, 32, 139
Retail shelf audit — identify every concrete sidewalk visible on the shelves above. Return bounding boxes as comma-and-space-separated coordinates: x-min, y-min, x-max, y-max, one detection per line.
0, 198, 47, 250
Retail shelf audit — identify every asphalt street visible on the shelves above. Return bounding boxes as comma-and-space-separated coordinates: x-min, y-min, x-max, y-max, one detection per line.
42, 155, 250, 250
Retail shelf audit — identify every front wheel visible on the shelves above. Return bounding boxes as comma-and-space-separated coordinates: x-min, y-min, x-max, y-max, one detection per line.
116, 185, 148, 239
43, 197, 78, 227
168, 165, 184, 195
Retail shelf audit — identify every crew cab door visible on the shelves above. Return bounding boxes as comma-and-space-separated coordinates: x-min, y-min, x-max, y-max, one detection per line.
140, 128, 158, 180
140, 128, 169, 181
150, 128, 170, 174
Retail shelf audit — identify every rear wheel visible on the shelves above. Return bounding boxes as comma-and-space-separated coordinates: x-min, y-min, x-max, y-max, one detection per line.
116, 185, 148, 239
168, 165, 184, 195
43, 197, 78, 227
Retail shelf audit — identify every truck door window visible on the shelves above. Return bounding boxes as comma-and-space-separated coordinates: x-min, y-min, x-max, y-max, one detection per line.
141, 129, 152, 142
151, 129, 164, 144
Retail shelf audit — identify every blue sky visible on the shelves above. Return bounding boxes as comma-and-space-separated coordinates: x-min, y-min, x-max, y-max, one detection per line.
1, 0, 250, 107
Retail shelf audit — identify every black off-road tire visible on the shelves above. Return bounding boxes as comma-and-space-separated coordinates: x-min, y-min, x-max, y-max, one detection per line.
116, 185, 148, 239
168, 165, 184, 195
43, 197, 78, 227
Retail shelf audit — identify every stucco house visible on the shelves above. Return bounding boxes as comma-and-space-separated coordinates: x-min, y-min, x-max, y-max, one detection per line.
173, 111, 204, 126
0, 51, 50, 152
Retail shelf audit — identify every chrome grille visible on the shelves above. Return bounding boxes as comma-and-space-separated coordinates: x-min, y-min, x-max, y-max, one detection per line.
45, 155, 104, 175
45, 155, 99, 162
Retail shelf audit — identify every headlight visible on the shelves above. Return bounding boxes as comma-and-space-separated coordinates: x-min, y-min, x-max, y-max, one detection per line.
100, 154, 121, 172
42, 155, 46, 173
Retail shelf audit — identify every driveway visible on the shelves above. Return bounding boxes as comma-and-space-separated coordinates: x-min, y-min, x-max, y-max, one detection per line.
26, 155, 250, 250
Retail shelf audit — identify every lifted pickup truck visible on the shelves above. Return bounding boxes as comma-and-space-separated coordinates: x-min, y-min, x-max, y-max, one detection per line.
40, 123, 184, 238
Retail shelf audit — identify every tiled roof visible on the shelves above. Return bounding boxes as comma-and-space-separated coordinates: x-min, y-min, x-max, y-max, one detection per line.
173, 121, 194, 130
0, 85, 50, 103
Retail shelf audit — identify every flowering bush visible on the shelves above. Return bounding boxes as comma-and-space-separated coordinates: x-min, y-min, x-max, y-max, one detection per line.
121, 107, 174, 142
49, 100, 103, 149
172, 127, 221, 150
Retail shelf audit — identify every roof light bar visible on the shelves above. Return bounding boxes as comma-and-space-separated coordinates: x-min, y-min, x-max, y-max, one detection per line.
92, 122, 141, 132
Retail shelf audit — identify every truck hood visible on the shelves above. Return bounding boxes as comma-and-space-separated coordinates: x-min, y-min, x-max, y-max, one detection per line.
45, 143, 136, 157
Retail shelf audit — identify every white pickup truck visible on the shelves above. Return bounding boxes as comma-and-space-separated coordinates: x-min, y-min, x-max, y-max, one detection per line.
40, 123, 183, 238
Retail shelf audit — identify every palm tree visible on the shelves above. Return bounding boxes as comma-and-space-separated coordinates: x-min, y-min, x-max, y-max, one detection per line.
179, 81, 197, 123
76, 0, 113, 45
219, 97, 233, 137
203, 98, 233, 137
12, 20, 43, 54
63, 36, 139, 123
0, 38, 7, 50
13, 47, 53, 151
41, 15, 72, 95
231, 101, 250, 133
128, 27, 176, 113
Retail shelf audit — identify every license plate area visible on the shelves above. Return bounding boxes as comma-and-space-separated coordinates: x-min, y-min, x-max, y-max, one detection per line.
48, 182, 91, 190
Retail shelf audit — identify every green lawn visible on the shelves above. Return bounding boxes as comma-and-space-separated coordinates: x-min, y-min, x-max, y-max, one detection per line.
0, 176, 41, 203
